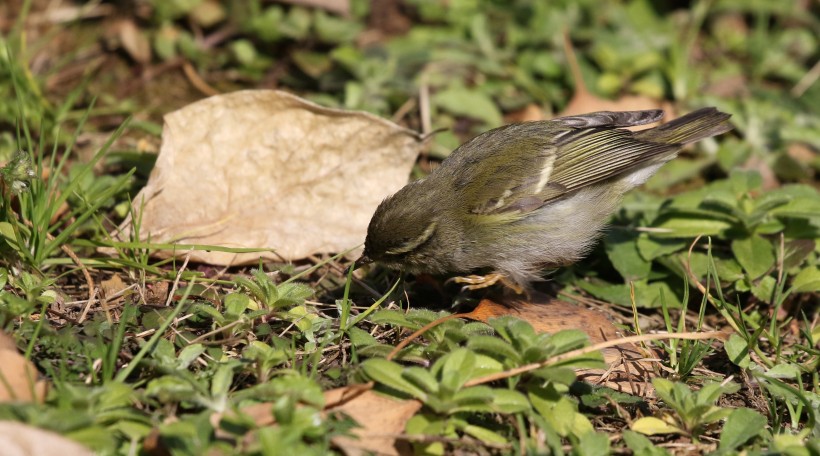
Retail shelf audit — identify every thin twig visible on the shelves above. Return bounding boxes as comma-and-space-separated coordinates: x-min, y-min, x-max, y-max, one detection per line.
463, 331, 729, 388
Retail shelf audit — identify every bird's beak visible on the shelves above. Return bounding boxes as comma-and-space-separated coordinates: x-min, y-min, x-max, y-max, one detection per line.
355, 253, 373, 269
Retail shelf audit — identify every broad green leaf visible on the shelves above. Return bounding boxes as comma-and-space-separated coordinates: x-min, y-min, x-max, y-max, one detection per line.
450, 386, 495, 412
792, 267, 820, 292
636, 234, 687, 260
765, 363, 800, 379
605, 230, 651, 281
462, 424, 508, 445
346, 326, 378, 347
224, 292, 250, 318
211, 364, 235, 399
622, 430, 671, 456
650, 213, 733, 238
177, 344, 206, 369
466, 335, 521, 365
369, 309, 415, 328
402, 367, 438, 395
724, 334, 750, 368
732, 235, 775, 279
771, 196, 820, 219
548, 329, 590, 354
488, 389, 530, 414
575, 431, 610, 456
360, 359, 427, 400
436, 348, 477, 392
433, 86, 503, 127
751, 275, 776, 302
719, 408, 766, 451
631, 416, 682, 435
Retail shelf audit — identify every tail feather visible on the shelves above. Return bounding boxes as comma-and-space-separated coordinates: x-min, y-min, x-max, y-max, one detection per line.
639, 107, 732, 145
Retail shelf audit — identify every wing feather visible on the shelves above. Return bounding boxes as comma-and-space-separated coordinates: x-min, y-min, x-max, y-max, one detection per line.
459, 112, 678, 216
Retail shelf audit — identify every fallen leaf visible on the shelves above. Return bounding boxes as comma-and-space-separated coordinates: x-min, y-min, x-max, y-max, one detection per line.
107, 90, 423, 265
0, 332, 48, 403
101, 274, 128, 306
326, 386, 420, 456
0, 421, 94, 456
212, 384, 418, 456
505, 103, 546, 123
115, 19, 151, 64
275, 0, 350, 16
464, 295, 658, 396
787, 142, 816, 166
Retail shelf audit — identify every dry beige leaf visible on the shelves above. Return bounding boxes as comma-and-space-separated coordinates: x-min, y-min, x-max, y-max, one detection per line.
505, 103, 546, 123
326, 387, 420, 456
116, 19, 151, 64
211, 384, 418, 455
277, 0, 350, 16
108, 90, 423, 265
0, 333, 48, 403
0, 421, 94, 456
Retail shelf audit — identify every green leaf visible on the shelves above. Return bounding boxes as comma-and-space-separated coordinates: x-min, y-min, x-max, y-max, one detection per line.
792, 266, 820, 292
575, 431, 610, 456
719, 408, 766, 451
488, 389, 530, 414
622, 430, 671, 456
724, 334, 750, 368
369, 309, 415, 328
436, 348, 477, 392
211, 364, 235, 399
224, 292, 250, 318
462, 424, 508, 445
177, 344, 205, 369
732, 235, 775, 279
347, 326, 378, 347
765, 363, 801, 379
360, 359, 427, 400
751, 275, 776, 302
637, 234, 687, 261
605, 230, 651, 282
631, 417, 682, 435
466, 335, 521, 365
402, 367, 438, 395
651, 213, 733, 238
433, 86, 503, 127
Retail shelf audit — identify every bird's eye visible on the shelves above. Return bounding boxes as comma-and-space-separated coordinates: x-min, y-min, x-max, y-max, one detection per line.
385, 222, 437, 256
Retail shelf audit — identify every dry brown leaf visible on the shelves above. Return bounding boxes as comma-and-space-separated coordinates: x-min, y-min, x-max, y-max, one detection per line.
505, 103, 546, 123
277, 0, 350, 16
0, 421, 94, 456
101, 274, 128, 305
463, 296, 658, 396
787, 142, 817, 165
116, 19, 151, 64
107, 90, 423, 265
326, 387, 420, 456
0, 332, 48, 403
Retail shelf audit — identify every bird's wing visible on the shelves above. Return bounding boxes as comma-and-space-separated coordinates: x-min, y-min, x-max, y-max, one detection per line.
458, 110, 679, 217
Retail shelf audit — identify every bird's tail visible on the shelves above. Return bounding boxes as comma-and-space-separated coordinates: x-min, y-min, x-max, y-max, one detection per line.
639, 107, 733, 145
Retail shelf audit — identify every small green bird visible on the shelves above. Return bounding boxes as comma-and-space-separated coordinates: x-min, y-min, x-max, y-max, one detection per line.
359, 108, 732, 293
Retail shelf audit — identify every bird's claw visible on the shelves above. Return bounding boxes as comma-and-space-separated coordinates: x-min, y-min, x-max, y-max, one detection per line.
448, 273, 525, 295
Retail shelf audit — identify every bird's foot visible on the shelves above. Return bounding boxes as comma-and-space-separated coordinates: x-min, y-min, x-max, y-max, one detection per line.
449, 273, 525, 295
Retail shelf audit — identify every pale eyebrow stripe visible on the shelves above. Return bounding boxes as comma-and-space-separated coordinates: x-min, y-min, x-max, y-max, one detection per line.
385, 221, 438, 255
